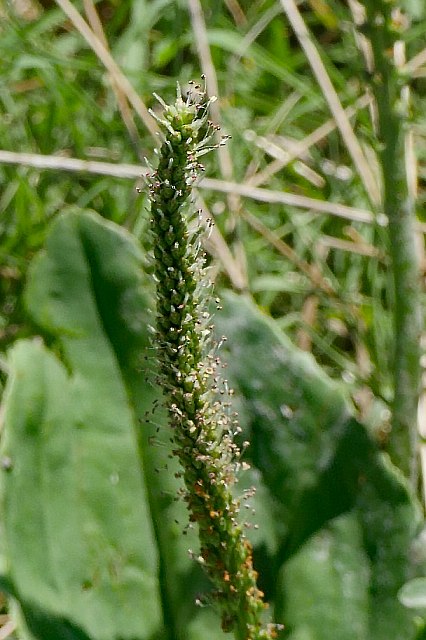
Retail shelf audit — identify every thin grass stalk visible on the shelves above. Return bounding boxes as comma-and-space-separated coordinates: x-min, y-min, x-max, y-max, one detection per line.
82, 0, 143, 161
280, 0, 381, 207
54, 0, 158, 139
146, 81, 280, 640
359, 1, 421, 482
187, 0, 248, 286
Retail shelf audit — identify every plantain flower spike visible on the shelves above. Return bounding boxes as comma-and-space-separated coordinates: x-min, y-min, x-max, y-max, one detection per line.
146, 78, 281, 640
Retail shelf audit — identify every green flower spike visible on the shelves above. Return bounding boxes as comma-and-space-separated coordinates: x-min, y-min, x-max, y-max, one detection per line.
147, 80, 281, 640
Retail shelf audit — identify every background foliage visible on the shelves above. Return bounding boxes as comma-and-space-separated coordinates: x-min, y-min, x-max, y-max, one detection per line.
0, 1, 426, 639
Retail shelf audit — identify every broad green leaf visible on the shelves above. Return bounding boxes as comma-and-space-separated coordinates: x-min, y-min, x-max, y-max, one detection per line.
216, 290, 359, 549
0, 210, 163, 640
1, 338, 161, 640
216, 291, 424, 638
277, 513, 369, 640
0, 210, 224, 640
356, 455, 423, 639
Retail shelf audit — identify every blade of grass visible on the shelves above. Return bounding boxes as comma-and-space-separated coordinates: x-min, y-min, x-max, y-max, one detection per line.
186, 0, 238, 198
241, 209, 335, 294
279, 0, 381, 207
243, 90, 302, 183
419, 357, 426, 509
224, 0, 247, 27
247, 130, 325, 187
193, 190, 248, 290
229, 3, 282, 68
54, 0, 158, 139
248, 92, 373, 187
187, 0, 248, 288
82, 0, 144, 161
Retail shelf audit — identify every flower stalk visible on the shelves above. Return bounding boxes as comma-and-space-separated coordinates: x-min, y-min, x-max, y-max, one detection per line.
358, 2, 421, 484
147, 81, 279, 640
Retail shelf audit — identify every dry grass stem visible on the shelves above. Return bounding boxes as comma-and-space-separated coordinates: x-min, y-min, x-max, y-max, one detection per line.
248, 131, 325, 187
4, 149, 426, 234
223, 0, 247, 26
348, 0, 374, 72
243, 91, 302, 182
0, 620, 16, 640
54, 0, 158, 139
242, 209, 335, 294
297, 295, 319, 351
280, 0, 380, 206
186, 0, 236, 188
203, 177, 376, 223
394, 43, 418, 203
186, 0, 247, 281
0, 149, 148, 178
248, 92, 373, 187
318, 234, 382, 258
193, 191, 248, 290
82, 0, 143, 160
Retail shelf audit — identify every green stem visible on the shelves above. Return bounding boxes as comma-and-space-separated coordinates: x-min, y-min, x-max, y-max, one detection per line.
361, 2, 421, 482
147, 82, 279, 640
